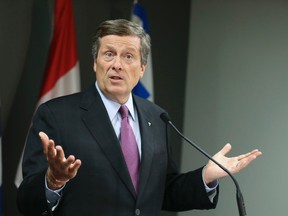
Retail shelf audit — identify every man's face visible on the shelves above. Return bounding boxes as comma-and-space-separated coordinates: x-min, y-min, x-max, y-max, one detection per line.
94, 35, 146, 104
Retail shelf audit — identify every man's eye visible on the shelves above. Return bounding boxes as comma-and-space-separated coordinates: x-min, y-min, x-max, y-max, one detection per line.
125, 54, 133, 60
104, 52, 114, 59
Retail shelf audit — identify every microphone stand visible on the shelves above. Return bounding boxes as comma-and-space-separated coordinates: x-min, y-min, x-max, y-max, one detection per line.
161, 113, 246, 216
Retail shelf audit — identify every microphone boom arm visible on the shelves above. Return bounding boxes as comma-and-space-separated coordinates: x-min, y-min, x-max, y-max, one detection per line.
162, 113, 246, 216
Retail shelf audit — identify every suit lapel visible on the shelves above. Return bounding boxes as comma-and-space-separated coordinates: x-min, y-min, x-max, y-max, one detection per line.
80, 86, 137, 197
134, 98, 155, 198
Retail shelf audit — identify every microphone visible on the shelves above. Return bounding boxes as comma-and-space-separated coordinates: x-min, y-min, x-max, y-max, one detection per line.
160, 113, 246, 216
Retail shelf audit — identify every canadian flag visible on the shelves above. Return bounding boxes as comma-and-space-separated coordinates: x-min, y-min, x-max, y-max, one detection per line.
14, 0, 80, 187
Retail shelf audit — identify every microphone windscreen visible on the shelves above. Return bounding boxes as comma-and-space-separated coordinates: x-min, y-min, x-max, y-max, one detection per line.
160, 113, 171, 123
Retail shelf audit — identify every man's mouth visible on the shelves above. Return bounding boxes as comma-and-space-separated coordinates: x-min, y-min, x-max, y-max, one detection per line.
109, 75, 123, 81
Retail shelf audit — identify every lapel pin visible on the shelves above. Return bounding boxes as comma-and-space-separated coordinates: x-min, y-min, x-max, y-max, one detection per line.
148, 122, 151, 126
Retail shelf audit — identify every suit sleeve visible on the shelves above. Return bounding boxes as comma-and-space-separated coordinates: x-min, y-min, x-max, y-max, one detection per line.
17, 103, 60, 216
162, 167, 219, 211
162, 125, 219, 211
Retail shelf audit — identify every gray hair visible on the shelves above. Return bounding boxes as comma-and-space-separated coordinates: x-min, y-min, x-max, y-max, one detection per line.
91, 19, 151, 65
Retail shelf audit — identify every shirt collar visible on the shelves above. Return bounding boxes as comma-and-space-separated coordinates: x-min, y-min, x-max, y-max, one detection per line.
95, 82, 136, 121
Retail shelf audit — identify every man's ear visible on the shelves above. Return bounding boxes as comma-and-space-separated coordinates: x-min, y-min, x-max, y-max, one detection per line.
93, 62, 97, 72
140, 64, 147, 79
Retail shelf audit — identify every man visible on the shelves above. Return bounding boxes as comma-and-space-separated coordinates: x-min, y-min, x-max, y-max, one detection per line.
17, 19, 262, 216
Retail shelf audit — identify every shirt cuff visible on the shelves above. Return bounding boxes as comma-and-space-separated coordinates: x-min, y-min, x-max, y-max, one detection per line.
202, 166, 219, 192
45, 175, 64, 210
202, 167, 219, 203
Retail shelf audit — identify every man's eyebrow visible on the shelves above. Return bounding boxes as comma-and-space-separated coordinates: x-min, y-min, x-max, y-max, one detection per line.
103, 44, 138, 52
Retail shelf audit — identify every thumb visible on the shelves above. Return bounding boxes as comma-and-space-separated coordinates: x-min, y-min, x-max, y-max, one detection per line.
39, 131, 51, 154
39, 131, 49, 143
219, 143, 232, 156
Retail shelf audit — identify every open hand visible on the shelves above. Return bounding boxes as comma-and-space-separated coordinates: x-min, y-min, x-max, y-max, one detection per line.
203, 143, 262, 184
39, 131, 82, 189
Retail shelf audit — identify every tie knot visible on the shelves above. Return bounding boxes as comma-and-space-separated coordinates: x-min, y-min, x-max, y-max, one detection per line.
119, 105, 129, 119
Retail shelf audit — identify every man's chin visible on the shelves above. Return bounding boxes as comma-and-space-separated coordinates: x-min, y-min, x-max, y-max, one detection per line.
105, 88, 130, 103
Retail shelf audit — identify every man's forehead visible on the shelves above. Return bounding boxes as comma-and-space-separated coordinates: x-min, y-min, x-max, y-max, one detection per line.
100, 35, 141, 48
100, 35, 140, 45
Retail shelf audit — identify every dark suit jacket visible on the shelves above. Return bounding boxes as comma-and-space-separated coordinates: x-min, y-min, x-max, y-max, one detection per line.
17, 84, 218, 216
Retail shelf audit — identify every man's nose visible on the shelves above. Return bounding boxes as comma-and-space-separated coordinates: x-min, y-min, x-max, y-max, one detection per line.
112, 56, 123, 71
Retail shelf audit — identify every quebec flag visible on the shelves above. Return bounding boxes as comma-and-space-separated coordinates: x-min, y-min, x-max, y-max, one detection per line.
131, 1, 154, 102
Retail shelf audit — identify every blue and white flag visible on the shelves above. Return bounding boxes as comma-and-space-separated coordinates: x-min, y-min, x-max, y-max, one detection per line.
131, 1, 154, 102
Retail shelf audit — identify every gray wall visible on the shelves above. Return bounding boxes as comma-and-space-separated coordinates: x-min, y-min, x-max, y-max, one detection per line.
180, 0, 288, 215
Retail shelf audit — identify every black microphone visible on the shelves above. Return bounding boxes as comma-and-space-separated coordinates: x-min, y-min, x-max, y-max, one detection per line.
160, 112, 246, 216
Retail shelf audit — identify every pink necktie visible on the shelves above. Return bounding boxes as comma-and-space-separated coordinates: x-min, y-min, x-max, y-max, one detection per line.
119, 105, 140, 192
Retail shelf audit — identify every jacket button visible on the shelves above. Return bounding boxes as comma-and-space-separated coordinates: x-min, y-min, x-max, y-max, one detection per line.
135, 208, 141, 215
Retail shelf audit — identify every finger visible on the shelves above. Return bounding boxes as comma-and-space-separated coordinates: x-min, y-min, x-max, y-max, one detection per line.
66, 155, 75, 163
237, 152, 260, 171
254, 150, 262, 157
237, 153, 251, 161
55, 145, 66, 159
219, 143, 232, 156
68, 159, 82, 173
39, 131, 49, 141
61, 155, 76, 168
39, 132, 50, 154
250, 149, 262, 156
237, 149, 261, 161
237, 156, 255, 171
47, 139, 57, 159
